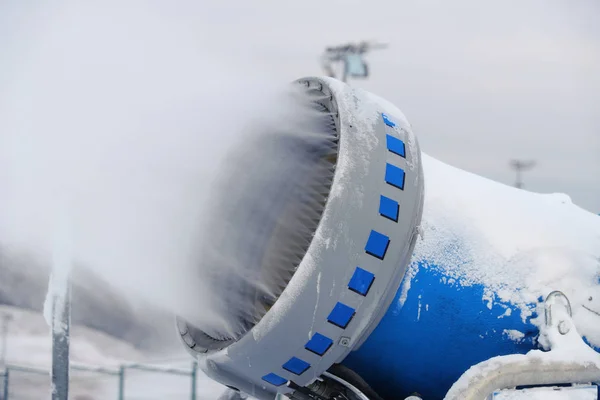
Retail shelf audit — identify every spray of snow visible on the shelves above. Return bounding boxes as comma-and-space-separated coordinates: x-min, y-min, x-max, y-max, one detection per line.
252, 253, 318, 343
251, 79, 380, 343
0, 1, 328, 342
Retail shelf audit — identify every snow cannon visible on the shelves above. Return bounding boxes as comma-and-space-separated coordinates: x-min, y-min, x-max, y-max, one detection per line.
176, 77, 600, 400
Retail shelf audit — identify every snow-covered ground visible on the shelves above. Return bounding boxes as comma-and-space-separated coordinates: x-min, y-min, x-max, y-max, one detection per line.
0, 305, 227, 399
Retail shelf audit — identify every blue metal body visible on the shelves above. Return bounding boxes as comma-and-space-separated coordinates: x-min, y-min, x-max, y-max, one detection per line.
340, 149, 600, 400
344, 255, 600, 400
343, 261, 538, 399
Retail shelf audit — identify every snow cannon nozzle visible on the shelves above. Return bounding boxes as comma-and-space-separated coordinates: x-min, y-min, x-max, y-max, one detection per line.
175, 77, 425, 399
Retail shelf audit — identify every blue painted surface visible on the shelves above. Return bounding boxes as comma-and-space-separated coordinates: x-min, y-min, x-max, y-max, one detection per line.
328, 302, 356, 329
305, 333, 334, 356
381, 113, 396, 127
282, 357, 311, 375
385, 163, 405, 190
386, 134, 406, 157
365, 230, 390, 260
348, 267, 375, 296
342, 261, 539, 400
379, 195, 399, 222
262, 373, 287, 386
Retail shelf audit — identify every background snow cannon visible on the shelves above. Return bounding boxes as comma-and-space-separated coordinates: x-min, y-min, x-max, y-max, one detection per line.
176, 77, 600, 400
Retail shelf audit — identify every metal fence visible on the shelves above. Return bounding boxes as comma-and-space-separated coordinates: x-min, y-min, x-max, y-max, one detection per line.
0, 361, 198, 400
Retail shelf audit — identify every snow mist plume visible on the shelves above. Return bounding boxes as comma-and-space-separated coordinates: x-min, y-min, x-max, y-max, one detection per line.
0, 3, 334, 341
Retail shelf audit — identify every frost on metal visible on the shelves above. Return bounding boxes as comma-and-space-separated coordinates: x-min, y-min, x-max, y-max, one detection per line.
43, 214, 73, 400
43, 215, 73, 335
406, 154, 600, 347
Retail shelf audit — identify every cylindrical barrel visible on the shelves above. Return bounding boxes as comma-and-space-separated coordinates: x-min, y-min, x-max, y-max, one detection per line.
342, 154, 600, 399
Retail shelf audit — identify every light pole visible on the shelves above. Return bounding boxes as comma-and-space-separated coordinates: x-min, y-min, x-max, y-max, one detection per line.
0, 313, 12, 367
510, 159, 536, 189
51, 283, 71, 400
47, 212, 73, 400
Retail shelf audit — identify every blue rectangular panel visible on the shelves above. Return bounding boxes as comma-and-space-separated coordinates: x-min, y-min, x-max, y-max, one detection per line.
386, 134, 405, 157
348, 267, 375, 296
327, 302, 356, 329
381, 113, 396, 127
379, 195, 399, 222
262, 373, 287, 386
282, 357, 310, 375
365, 230, 390, 260
305, 333, 334, 356
385, 163, 405, 190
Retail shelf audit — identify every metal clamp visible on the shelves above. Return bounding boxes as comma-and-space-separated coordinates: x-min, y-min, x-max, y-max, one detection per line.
544, 290, 572, 327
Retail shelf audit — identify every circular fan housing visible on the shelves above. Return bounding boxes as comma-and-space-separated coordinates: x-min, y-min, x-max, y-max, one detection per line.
176, 77, 425, 399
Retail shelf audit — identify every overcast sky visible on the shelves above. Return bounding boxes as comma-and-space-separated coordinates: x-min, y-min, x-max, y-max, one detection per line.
1, 0, 599, 211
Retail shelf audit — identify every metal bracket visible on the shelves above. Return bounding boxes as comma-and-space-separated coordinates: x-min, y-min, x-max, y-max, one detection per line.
544, 290, 572, 328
